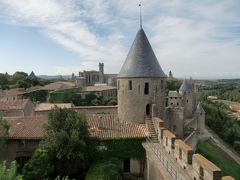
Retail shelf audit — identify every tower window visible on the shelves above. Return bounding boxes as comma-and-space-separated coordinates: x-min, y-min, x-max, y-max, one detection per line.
161, 80, 164, 89
173, 125, 176, 132
128, 80, 132, 90
118, 80, 120, 90
144, 82, 149, 94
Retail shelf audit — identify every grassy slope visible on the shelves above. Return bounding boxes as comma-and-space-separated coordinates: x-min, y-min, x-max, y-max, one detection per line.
196, 139, 240, 180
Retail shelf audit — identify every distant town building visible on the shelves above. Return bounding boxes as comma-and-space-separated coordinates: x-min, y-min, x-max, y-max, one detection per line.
0, 99, 34, 117
81, 84, 117, 101
77, 63, 117, 86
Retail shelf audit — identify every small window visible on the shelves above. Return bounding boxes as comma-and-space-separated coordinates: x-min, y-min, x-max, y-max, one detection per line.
161, 80, 164, 89
144, 83, 149, 94
177, 103, 179, 106
138, 85, 140, 94
179, 148, 182, 159
186, 100, 189, 103
173, 125, 176, 132
128, 80, 132, 90
118, 80, 120, 90
123, 158, 130, 172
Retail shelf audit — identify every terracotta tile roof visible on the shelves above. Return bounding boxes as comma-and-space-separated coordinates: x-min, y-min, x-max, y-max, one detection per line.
163, 130, 176, 138
41, 81, 75, 91
3, 114, 148, 140
6, 116, 47, 139
0, 99, 29, 111
1, 88, 26, 97
193, 154, 221, 172
82, 85, 116, 92
87, 114, 149, 139
175, 139, 193, 152
35, 103, 73, 112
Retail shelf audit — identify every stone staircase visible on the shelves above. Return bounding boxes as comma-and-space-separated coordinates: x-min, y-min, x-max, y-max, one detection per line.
146, 116, 159, 142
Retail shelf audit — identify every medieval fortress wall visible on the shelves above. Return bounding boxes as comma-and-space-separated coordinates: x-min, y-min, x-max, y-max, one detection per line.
143, 118, 232, 180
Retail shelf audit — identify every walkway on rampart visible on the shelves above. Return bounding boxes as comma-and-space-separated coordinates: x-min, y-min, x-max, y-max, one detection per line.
206, 126, 240, 165
143, 140, 192, 180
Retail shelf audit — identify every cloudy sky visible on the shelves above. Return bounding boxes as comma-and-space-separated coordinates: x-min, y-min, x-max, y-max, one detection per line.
0, 0, 239, 79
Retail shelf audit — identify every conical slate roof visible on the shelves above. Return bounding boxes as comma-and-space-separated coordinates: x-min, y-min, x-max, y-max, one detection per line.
29, 71, 36, 78
196, 102, 205, 114
118, 28, 166, 78
179, 79, 192, 92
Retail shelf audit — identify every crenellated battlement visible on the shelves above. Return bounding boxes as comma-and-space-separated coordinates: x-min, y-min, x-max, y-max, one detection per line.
143, 117, 235, 180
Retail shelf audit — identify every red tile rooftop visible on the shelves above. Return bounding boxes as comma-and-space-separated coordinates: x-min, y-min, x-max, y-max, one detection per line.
6, 116, 46, 140
1, 88, 26, 96
0, 99, 29, 110
4, 115, 149, 140
87, 115, 149, 139
41, 81, 75, 91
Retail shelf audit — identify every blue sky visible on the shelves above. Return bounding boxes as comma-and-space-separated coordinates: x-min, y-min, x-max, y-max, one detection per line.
0, 0, 240, 79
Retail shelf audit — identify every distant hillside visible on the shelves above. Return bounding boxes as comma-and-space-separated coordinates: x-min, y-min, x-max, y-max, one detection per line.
38, 75, 71, 80
195, 79, 240, 90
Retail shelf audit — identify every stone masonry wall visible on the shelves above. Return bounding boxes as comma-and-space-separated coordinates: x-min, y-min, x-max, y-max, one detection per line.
118, 78, 166, 124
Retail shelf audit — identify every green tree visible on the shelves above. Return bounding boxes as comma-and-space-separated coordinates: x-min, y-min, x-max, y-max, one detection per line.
166, 77, 182, 90
0, 73, 10, 89
23, 148, 54, 180
91, 98, 101, 106
0, 115, 10, 152
0, 161, 22, 180
106, 97, 117, 105
85, 158, 122, 180
11, 71, 28, 84
23, 108, 98, 179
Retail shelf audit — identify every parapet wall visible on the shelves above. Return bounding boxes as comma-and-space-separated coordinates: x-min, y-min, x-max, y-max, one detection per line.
150, 117, 235, 180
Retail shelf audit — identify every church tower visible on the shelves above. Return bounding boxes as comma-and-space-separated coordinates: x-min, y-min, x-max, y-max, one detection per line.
117, 27, 166, 124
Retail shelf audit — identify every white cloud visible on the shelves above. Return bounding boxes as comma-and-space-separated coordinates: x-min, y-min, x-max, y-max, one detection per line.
0, 0, 239, 78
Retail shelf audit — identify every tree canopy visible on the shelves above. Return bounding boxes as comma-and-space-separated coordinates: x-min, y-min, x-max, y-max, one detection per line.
0, 115, 10, 152
23, 107, 98, 179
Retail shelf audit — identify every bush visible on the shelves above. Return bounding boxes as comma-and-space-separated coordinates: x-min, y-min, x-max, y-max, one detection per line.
233, 141, 240, 153
202, 100, 240, 150
85, 158, 122, 180
0, 161, 22, 179
23, 148, 54, 180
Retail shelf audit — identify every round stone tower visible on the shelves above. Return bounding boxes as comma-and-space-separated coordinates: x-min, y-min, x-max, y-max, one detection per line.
117, 27, 166, 124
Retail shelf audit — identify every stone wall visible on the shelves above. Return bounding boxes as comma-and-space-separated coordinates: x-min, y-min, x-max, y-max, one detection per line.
0, 110, 24, 117
35, 106, 117, 117
23, 99, 34, 116
149, 125, 233, 180
118, 78, 166, 124
0, 139, 41, 164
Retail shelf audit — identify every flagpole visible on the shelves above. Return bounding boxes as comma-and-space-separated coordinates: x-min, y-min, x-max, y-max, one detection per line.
139, 2, 142, 28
